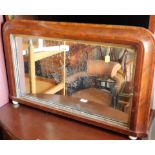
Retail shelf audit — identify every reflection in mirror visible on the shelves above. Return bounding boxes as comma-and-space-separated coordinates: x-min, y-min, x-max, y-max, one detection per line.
11, 35, 136, 126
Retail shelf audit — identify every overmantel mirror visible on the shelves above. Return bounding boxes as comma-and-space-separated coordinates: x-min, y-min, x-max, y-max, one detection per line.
3, 20, 155, 139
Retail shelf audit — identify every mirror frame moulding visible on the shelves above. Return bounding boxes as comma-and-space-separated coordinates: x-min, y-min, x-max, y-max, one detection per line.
3, 20, 155, 138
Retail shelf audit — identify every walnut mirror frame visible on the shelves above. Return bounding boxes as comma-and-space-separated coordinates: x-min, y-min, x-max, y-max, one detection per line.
3, 20, 155, 139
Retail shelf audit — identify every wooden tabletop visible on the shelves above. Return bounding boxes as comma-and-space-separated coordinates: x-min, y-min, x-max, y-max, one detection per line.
0, 103, 154, 140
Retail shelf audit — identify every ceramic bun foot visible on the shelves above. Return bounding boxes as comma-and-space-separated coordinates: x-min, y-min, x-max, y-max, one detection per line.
12, 100, 20, 108
12, 100, 19, 105
128, 136, 138, 140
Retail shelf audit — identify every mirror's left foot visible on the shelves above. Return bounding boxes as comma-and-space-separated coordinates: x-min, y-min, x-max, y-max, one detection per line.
128, 136, 138, 140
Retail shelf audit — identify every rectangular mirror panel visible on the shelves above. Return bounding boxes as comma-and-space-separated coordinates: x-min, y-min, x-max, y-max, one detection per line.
11, 35, 137, 126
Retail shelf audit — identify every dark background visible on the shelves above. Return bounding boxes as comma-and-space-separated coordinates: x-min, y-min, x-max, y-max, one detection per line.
37, 15, 150, 28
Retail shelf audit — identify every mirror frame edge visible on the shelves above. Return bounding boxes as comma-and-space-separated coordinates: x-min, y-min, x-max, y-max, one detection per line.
3, 19, 155, 138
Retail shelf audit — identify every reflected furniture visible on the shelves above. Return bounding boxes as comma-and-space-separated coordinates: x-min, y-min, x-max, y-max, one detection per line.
67, 60, 122, 108
24, 43, 66, 95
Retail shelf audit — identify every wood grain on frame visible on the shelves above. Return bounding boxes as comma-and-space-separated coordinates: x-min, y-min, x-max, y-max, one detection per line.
2, 20, 155, 138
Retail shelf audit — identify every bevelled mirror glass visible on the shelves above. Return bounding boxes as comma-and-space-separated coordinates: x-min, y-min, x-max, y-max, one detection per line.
10, 35, 137, 127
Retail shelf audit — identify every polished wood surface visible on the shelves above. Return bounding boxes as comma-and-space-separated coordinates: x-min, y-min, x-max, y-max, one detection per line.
0, 103, 154, 140
0, 103, 127, 140
3, 20, 155, 138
